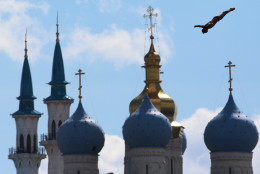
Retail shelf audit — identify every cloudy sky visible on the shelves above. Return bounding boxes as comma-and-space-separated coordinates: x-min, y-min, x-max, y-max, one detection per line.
2, 0, 260, 174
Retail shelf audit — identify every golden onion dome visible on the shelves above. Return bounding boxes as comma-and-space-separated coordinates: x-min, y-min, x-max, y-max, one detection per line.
129, 42, 178, 123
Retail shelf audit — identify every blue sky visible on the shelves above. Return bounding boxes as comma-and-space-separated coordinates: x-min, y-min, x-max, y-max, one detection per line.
2, 0, 260, 173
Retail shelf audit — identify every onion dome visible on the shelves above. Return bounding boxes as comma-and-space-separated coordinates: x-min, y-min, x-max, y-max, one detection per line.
204, 95, 258, 152
44, 16, 73, 101
123, 95, 172, 148
13, 32, 41, 115
57, 102, 105, 155
129, 43, 177, 123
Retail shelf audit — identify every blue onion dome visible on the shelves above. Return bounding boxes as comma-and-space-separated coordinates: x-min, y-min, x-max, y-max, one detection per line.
57, 102, 105, 155
123, 95, 172, 148
204, 95, 258, 152
182, 132, 187, 154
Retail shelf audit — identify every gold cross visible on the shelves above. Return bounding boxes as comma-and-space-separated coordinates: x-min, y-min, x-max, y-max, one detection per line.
225, 61, 236, 95
75, 69, 85, 102
144, 6, 158, 42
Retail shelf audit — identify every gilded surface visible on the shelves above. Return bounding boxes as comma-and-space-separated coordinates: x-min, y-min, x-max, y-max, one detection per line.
129, 43, 177, 123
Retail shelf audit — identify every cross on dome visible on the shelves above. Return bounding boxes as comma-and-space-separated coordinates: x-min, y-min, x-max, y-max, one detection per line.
75, 69, 85, 102
225, 61, 236, 95
144, 6, 158, 43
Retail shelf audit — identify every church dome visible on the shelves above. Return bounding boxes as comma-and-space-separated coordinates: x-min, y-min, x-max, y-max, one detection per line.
123, 95, 172, 148
57, 102, 105, 155
129, 43, 178, 123
204, 95, 258, 152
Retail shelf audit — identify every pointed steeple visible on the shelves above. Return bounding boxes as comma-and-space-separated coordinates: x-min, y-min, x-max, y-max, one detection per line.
13, 32, 41, 115
45, 16, 73, 101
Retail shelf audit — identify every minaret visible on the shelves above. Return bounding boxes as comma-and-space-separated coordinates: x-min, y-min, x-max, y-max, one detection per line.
127, 6, 186, 174
57, 69, 105, 174
204, 61, 259, 174
8, 31, 46, 174
40, 15, 73, 174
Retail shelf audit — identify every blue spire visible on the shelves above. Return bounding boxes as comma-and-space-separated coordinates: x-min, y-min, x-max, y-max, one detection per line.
44, 19, 73, 101
13, 34, 41, 115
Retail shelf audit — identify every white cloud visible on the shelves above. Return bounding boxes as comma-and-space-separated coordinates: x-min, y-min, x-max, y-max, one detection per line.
180, 108, 221, 174
99, 134, 125, 174
64, 25, 172, 68
0, 0, 49, 62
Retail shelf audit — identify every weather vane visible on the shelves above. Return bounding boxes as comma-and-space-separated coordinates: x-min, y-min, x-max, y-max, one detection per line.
75, 69, 85, 102
144, 6, 158, 43
225, 61, 236, 95
56, 12, 59, 43
25, 29, 28, 58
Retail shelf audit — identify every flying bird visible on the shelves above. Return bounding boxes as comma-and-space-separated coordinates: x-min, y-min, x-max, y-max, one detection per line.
194, 8, 235, 34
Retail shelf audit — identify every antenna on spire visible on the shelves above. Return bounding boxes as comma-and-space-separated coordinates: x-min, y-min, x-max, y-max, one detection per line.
144, 6, 158, 44
75, 69, 85, 103
224, 61, 236, 95
56, 12, 59, 43
24, 28, 28, 58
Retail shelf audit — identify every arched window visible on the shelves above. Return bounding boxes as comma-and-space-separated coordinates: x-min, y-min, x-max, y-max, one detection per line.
52, 120, 56, 139
19, 134, 24, 152
33, 135, 37, 153
229, 168, 232, 174
77, 171, 80, 174
146, 164, 148, 174
27, 135, 31, 153
58, 120, 62, 128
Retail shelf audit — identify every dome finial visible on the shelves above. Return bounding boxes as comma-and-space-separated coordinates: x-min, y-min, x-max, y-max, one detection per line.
24, 28, 28, 59
224, 61, 236, 95
75, 69, 85, 103
144, 5, 158, 44
56, 12, 59, 43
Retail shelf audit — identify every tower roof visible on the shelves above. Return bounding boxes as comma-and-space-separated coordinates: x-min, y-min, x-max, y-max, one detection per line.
57, 102, 105, 155
204, 94, 258, 152
57, 71, 104, 155
13, 33, 41, 115
129, 6, 177, 122
44, 17, 73, 101
123, 95, 172, 148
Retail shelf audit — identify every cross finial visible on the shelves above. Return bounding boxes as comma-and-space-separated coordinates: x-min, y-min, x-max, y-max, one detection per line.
24, 28, 28, 59
224, 61, 236, 95
56, 12, 59, 43
144, 5, 158, 43
75, 69, 85, 102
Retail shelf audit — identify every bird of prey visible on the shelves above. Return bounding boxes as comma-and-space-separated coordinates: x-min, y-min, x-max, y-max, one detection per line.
194, 8, 235, 34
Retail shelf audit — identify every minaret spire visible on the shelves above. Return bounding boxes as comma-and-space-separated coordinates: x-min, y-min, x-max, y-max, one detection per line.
75, 69, 85, 103
144, 5, 158, 44
225, 61, 236, 95
56, 12, 59, 43
24, 29, 28, 58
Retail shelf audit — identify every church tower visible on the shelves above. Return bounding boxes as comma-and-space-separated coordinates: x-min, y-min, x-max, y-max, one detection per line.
57, 69, 105, 174
40, 16, 73, 174
126, 6, 186, 174
204, 61, 259, 174
8, 32, 46, 174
